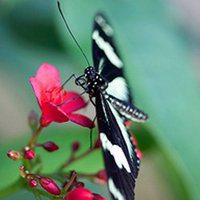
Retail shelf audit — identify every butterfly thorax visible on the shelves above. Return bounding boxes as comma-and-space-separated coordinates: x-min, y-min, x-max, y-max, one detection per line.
84, 66, 108, 97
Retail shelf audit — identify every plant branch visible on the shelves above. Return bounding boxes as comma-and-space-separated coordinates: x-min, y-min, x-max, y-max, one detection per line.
58, 147, 95, 171
27, 126, 43, 147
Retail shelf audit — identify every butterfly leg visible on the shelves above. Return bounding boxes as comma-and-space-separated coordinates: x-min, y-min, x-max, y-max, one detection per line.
61, 74, 77, 87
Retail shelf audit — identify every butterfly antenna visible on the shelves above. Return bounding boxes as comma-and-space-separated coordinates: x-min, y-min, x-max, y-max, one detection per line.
57, 0, 90, 66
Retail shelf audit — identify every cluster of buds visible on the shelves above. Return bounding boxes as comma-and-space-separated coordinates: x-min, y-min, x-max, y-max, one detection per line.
19, 165, 61, 195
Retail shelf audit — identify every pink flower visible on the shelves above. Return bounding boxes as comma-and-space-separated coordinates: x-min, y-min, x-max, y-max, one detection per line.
30, 63, 94, 128
65, 187, 106, 200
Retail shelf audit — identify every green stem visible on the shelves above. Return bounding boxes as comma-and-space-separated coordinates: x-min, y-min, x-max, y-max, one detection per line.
0, 178, 24, 199
77, 172, 96, 179
27, 126, 43, 147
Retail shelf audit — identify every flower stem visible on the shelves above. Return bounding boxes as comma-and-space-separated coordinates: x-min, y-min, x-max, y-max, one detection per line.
63, 172, 77, 192
77, 172, 96, 179
27, 126, 43, 147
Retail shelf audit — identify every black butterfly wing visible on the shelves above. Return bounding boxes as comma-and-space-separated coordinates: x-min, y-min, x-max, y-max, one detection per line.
92, 13, 132, 104
96, 92, 140, 200
92, 13, 148, 122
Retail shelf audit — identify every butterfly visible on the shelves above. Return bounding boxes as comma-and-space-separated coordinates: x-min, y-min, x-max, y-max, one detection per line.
75, 13, 148, 200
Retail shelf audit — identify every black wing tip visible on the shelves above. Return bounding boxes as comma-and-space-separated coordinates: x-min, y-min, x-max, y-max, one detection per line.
93, 12, 114, 37
94, 11, 107, 20
94, 11, 111, 27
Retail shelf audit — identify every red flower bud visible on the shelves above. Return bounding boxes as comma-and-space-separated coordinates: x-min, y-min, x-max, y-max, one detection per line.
7, 150, 21, 160
29, 179, 38, 188
41, 141, 59, 152
39, 177, 61, 195
64, 187, 93, 200
72, 141, 80, 152
65, 187, 106, 200
24, 147, 35, 160
94, 170, 107, 185
76, 181, 85, 188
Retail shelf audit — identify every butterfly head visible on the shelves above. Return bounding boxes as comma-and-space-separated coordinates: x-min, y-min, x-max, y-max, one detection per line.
84, 66, 108, 96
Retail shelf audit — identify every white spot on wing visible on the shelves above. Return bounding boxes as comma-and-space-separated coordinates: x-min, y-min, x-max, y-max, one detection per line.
108, 178, 125, 200
92, 30, 123, 68
98, 58, 105, 73
106, 77, 129, 101
108, 102, 134, 160
95, 15, 114, 36
100, 133, 131, 173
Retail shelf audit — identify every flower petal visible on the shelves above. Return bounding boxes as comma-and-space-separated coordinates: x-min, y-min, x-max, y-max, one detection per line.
61, 91, 87, 113
29, 77, 47, 107
68, 113, 95, 128
35, 63, 61, 90
41, 102, 69, 126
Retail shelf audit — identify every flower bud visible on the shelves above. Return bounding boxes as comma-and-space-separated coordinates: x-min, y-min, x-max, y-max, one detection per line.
29, 178, 38, 188
64, 187, 93, 200
39, 177, 61, 195
72, 141, 80, 152
7, 150, 21, 160
28, 110, 38, 130
41, 141, 59, 152
76, 181, 85, 188
94, 170, 107, 185
24, 147, 35, 160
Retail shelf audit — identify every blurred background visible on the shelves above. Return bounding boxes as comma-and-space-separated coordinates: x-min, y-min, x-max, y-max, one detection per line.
0, 0, 200, 199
